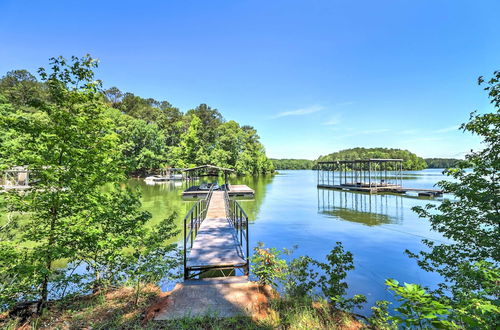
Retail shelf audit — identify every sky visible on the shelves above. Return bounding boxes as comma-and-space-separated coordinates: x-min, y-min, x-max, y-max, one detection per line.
0, 0, 498, 160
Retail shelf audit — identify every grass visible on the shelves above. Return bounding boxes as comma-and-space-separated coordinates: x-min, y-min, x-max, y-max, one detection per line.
1, 285, 365, 329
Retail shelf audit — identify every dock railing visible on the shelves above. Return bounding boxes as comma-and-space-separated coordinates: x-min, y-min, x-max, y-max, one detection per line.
223, 185, 249, 274
183, 185, 215, 279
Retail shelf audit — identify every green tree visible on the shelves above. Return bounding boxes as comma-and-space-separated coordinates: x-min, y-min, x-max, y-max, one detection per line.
0, 69, 46, 107
411, 71, 500, 327
385, 279, 456, 329
0, 55, 170, 313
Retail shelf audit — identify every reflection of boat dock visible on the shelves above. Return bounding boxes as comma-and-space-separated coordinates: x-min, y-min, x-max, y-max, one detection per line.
317, 159, 443, 197
318, 188, 404, 226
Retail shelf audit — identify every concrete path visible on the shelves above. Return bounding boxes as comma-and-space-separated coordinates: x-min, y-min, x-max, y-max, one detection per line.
154, 276, 270, 320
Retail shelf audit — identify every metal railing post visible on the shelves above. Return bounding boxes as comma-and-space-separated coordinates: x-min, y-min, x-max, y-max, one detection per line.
245, 215, 249, 275
190, 212, 193, 247
183, 216, 187, 280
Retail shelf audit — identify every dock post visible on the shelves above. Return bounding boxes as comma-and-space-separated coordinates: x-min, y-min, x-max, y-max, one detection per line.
184, 215, 188, 280
245, 214, 249, 275
369, 161, 371, 188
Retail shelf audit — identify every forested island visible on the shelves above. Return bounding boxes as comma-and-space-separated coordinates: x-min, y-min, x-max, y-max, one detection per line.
0, 69, 274, 176
273, 147, 432, 170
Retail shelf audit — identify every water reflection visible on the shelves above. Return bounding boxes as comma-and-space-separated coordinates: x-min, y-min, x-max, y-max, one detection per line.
317, 188, 404, 226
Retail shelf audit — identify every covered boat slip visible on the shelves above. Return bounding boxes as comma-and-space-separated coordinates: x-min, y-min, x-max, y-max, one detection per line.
182, 165, 254, 197
317, 159, 443, 196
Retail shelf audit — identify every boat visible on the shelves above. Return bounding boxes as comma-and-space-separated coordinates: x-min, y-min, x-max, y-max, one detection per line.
199, 182, 220, 191
145, 175, 170, 182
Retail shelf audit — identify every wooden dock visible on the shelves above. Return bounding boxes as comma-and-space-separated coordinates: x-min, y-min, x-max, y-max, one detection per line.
184, 190, 249, 279
182, 184, 254, 198
317, 183, 443, 196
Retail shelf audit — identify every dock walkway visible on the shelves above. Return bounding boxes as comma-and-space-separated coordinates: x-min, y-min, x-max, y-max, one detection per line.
184, 190, 249, 279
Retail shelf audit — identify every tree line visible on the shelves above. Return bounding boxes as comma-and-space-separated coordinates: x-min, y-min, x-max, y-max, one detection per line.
424, 158, 461, 168
270, 158, 315, 170
0, 64, 274, 177
273, 148, 430, 170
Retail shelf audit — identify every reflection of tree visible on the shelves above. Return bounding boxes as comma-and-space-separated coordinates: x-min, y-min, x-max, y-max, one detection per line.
317, 188, 404, 226
231, 174, 275, 222
129, 179, 192, 243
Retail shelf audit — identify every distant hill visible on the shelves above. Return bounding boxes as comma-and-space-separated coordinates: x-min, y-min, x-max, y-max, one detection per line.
270, 159, 314, 170
424, 158, 461, 168
316, 147, 427, 170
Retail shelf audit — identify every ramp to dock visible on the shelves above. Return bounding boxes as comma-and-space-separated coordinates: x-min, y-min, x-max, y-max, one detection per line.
187, 192, 245, 270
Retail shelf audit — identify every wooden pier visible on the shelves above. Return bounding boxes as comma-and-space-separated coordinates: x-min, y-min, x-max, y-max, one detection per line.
184, 187, 249, 280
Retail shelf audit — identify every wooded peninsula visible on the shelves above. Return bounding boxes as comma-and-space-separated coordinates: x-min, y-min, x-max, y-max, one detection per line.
272, 149, 461, 171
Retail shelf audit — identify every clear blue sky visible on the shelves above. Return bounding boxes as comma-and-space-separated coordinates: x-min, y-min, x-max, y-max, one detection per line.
1, 0, 498, 159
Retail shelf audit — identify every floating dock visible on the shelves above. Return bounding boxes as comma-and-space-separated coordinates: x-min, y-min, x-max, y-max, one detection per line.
317, 183, 443, 197
182, 184, 254, 198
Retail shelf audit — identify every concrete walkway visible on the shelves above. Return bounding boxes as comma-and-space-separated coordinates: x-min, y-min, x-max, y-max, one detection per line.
154, 276, 271, 320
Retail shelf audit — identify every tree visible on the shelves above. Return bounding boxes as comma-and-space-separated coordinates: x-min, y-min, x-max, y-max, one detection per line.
186, 104, 223, 147
103, 86, 123, 107
0, 69, 46, 107
411, 71, 500, 327
0, 55, 164, 313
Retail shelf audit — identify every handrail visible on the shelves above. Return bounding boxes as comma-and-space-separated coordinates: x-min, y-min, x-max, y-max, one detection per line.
223, 185, 249, 274
183, 184, 215, 279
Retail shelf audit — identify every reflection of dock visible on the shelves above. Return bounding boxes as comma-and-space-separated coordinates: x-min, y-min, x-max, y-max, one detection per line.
182, 185, 254, 198
317, 159, 443, 197
318, 188, 404, 226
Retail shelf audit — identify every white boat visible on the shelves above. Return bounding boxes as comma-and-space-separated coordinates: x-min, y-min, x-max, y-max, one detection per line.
145, 175, 170, 182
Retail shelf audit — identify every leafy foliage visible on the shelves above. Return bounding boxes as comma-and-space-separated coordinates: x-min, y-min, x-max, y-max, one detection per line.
385, 279, 456, 329
250, 242, 288, 287
252, 242, 366, 313
317, 147, 427, 170
410, 71, 500, 327
368, 300, 396, 330
0, 56, 180, 313
0, 67, 274, 176
313, 242, 366, 311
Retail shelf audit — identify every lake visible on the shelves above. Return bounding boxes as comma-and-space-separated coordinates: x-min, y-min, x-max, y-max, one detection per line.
132, 168, 450, 313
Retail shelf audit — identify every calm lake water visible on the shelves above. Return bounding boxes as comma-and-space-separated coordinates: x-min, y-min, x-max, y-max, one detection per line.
132, 169, 450, 313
